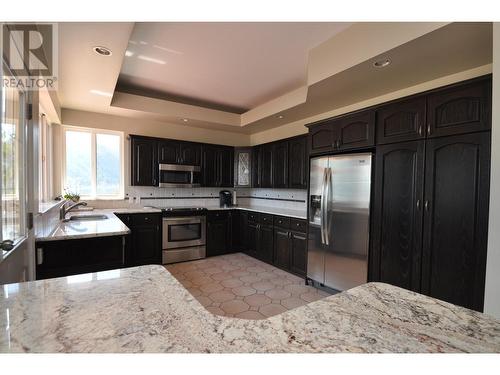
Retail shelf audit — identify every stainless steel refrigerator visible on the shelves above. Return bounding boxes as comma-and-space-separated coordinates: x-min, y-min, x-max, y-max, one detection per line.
307, 153, 372, 292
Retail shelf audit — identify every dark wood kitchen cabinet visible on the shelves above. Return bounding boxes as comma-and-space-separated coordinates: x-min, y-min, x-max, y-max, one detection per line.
35, 235, 125, 280
158, 140, 201, 166
370, 140, 425, 291
289, 231, 307, 277
273, 228, 290, 270
272, 216, 307, 276
115, 213, 162, 267
131, 136, 158, 186
243, 212, 273, 263
259, 143, 274, 188
370, 132, 491, 311
201, 145, 233, 187
272, 140, 288, 188
427, 77, 491, 138
420, 132, 490, 311
258, 218, 274, 264
288, 135, 308, 189
307, 109, 375, 155
376, 96, 426, 145
251, 146, 261, 188
207, 211, 233, 257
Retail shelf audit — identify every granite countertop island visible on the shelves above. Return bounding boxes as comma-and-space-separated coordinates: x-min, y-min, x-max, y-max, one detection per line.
1, 265, 499, 353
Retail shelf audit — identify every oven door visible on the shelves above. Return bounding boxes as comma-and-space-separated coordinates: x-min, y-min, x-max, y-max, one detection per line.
163, 216, 206, 249
159, 164, 201, 188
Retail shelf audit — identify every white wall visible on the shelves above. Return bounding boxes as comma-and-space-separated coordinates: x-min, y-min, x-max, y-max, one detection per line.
484, 23, 500, 319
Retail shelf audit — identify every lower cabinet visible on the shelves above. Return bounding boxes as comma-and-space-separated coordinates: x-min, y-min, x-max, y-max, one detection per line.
207, 211, 233, 257
273, 228, 290, 270
273, 226, 307, 277
115, 213, 162, 267
35, 235, 125, 280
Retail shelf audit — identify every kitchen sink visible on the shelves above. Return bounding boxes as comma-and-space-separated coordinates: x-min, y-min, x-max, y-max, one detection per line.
63, 214, 108, 222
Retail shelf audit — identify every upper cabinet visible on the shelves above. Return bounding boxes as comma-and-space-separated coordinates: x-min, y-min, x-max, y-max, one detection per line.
234, 147, 252, 187
309, 75, 492, 149
376, 96, 426, 144
288, 135, 308, 189
308, 109, 375, 155
259, 143, 274, 188
427, 78, 491, 138
158, 140, 201, 166
201, 144, 233, 187
272, 140, 289, 188
131, 136, 158, 186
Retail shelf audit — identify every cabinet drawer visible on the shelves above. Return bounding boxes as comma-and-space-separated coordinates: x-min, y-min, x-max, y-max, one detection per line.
260, 213, 274, 226
131, 213, 160, 226
247, 211, 260, 223
290, 218, 307, 233
274, 215, 290, 229
208, 210, 229, 219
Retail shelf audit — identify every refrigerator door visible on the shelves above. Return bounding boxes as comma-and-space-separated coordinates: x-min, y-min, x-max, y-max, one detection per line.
324, 153, 372, 291
307, 156, 330, 284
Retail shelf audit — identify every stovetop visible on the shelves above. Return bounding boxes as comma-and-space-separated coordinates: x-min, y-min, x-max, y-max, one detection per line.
153, 206, 208, 216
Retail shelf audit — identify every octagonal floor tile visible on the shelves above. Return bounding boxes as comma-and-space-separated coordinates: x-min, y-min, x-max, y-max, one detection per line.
281, 297, 307, 309
244, 293, 272, 307
200, 282, 224, 294
209, 290, 235, 303
221, 278, 243, 288
220, 300, 250, 315
259, 303, 288, 317
235, 311, 266, 320
232, 286, 257, 297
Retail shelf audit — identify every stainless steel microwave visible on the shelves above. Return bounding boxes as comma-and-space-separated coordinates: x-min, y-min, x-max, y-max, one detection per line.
158, 164, 201, 188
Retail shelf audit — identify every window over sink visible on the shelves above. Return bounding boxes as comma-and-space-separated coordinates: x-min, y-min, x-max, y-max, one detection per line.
62, 126, 124, 200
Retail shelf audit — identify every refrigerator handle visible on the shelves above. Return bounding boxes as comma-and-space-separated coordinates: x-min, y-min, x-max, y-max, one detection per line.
324, 168, 332, 246
320, 168, 328, 244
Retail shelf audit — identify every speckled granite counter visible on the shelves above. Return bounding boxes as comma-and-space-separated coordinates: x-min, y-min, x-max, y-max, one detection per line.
1, 265, 499, 353
35, 208, 162, 242
205, 205, 307, 219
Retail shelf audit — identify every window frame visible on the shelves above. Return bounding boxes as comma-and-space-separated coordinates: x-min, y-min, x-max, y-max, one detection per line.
61, 125, 125, 200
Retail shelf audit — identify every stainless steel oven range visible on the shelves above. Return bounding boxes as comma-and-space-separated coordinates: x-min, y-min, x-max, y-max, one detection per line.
157, 207, 207, 264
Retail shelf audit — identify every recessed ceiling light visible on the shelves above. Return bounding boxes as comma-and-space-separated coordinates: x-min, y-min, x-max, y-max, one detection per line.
373, 58, 391, 68
277, 115, 284, 119
125, 50, 134, 57
137, 55, 166, 65
90, 89, 112, 97
182, 118, 189, 122
93, 46, 112, 56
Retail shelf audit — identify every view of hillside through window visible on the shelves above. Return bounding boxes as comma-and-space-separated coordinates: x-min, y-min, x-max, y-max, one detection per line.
64, 128, 123, 199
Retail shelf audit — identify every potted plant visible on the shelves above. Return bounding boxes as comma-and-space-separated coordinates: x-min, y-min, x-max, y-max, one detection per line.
63, 189, 81, 203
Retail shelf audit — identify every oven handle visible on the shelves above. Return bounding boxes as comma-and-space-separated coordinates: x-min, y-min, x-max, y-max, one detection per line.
163, 216, 205, 225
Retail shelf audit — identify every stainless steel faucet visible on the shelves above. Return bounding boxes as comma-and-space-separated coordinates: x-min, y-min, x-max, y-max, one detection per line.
60, 201, 88, 220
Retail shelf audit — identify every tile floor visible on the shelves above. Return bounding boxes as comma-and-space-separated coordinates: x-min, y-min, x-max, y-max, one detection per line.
165, 253, 331, 320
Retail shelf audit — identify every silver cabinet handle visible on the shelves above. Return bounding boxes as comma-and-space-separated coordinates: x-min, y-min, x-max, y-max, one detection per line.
36, 248, 44, 265
418, 125, 423, 136
424, 200, 429, 211
427, 124, 431, 136
416, 199, 420, 210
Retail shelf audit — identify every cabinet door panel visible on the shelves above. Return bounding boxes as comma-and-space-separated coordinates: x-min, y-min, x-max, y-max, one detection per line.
158, 140, 180, 164
273, 229, 290, 270
337, 110, 375, 150
201, 145, 217, 187
290, 232, 307, 277
131, 137, 157, 186
288, 136, 307, 189
370, 141, 425, 292
421, 132, 490, 311
308, 122, 334, 154
258, 225, 274, 264
180, 142, 201, 166
272, 141, 288, 188
219, 147, 234, 188
260, 144, 273, 188
207, 212, 230, 256
376, 96, 426, 144
246, 222, 259, 258
427, 79, 491, 138
251, 146, 261, 188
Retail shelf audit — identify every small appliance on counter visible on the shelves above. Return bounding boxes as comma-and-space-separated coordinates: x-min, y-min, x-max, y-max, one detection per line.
219, 190, 232, 208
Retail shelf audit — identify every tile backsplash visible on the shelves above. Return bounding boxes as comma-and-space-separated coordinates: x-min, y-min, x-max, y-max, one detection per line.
89, 186, 307, 212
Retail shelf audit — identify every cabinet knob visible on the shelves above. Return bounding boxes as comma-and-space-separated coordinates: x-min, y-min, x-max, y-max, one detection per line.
424, 200, 430, 212
416, 200, 420, 210
418, 125, 423, 137
427, 124, 431, 136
